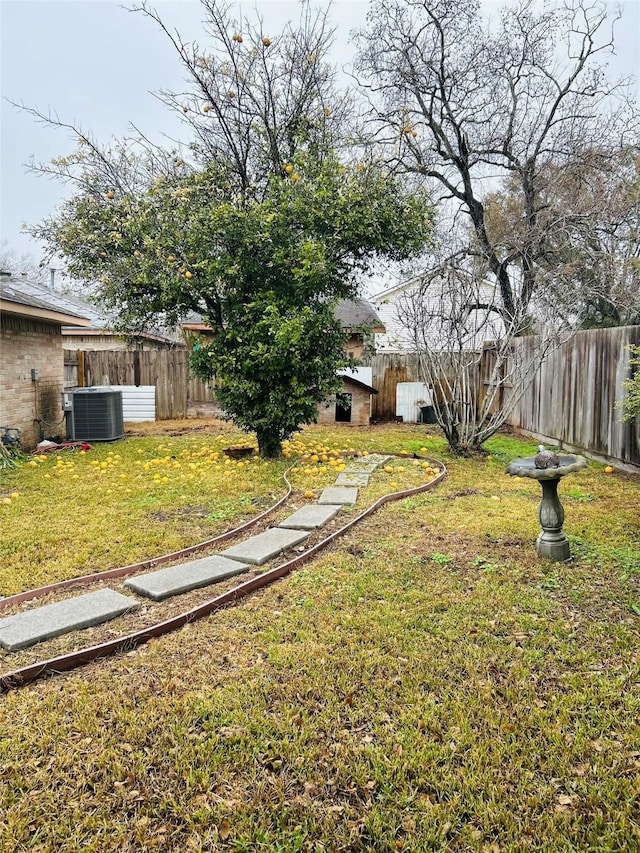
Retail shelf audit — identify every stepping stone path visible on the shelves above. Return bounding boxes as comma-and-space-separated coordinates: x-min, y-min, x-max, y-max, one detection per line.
318, 486, 359, 505
1, 452, 394, 651
221, 527, 310, 566
124, 555, 250, 601
334, 471, 371, 487
0, 589, 140, 652
279, 504, 342, 530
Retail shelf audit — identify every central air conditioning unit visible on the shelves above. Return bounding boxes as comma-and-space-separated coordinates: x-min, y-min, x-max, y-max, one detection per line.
65, 388, 125, 442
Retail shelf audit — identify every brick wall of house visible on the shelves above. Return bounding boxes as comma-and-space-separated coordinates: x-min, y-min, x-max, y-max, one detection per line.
316, 381, 372, 427
1, 314, 66, 450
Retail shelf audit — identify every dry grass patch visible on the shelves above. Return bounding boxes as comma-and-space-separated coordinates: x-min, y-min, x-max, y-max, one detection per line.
1, 422, 639, 852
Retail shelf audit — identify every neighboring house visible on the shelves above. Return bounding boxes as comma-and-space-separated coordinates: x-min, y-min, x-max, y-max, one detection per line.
182, 297, 385, 427
0, 272, 91, 450
369, 271, 506, 422
333, 298, 385, 359
61, 295, 180, 351
315, 298, 384, 427
371, 272, 505, 353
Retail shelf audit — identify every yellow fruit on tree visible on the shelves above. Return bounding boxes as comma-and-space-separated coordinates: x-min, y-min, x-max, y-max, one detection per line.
262, 37, 271, 46
106, 190, 115, 199
185, 271, 193, 279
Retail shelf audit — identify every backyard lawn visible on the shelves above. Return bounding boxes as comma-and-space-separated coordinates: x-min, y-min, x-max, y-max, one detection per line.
1, 420, 639, 852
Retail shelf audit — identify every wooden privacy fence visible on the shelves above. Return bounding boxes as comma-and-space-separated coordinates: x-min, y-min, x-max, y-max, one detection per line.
64, 326, 640, 467
64, 349, 189, 420
367, 325, 640, 467
506, 325, 640, 468
367, 353, 421, 421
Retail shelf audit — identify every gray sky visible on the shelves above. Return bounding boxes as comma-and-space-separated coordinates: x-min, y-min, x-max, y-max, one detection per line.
1, 0, 639, 271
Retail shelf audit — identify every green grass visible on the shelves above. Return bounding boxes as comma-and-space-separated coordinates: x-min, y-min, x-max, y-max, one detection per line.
1, 420, 639, 852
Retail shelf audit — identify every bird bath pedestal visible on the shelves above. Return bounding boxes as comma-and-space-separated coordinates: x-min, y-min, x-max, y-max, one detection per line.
506, 454, 588, 561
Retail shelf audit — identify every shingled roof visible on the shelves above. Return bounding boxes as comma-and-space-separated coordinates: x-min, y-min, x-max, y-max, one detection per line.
333, 298, 385, 332
0, 272, 91, 326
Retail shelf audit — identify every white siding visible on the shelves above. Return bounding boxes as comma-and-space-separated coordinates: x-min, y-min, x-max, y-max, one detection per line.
107, 385, 156, 421
372, 276, 505, 354
338, 366, 373, 387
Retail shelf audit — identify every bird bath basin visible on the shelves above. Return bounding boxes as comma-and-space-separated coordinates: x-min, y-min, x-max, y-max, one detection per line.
506, 453, 588, 561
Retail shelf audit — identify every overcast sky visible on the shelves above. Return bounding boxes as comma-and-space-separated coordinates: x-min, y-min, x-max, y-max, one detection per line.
1, 0, 639, 273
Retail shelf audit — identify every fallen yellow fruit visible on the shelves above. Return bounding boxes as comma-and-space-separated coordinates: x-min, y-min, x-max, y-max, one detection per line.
604, 466, 614, 474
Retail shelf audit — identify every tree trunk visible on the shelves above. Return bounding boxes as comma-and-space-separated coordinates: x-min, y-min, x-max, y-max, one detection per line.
256, 428, 282, 459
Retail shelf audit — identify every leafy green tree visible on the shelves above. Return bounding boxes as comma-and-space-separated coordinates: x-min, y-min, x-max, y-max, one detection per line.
620, 345, 640, 423
27, 3, 432, 456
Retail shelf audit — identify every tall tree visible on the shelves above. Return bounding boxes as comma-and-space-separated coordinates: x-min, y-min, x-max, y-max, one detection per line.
355, 0, 639, 329
355, 0, 639, 452
27, 1, 432, 456
483, 146, 640, 329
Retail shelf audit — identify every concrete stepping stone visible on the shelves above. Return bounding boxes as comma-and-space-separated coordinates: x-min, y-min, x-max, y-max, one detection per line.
0, 589, 140, 652
345, 455, 391, 473
124, 555, 250, 601
318, 486, 358, 505
279, 504, 342, 530
221, 527, 310, 566
335, 471, 370, 487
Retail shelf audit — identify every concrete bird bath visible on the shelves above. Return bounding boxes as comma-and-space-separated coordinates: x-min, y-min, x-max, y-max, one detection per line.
506, 453, 588, 561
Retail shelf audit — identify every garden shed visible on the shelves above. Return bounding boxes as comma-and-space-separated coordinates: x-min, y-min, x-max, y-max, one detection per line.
316, 369, 379, 427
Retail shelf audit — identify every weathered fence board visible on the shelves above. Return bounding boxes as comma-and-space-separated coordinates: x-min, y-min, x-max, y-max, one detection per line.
367, 325, 640, 467
65, 349, 188, 420
367, 353, 421, 420
187, 376, 216, 404
507, 326, 640, 468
